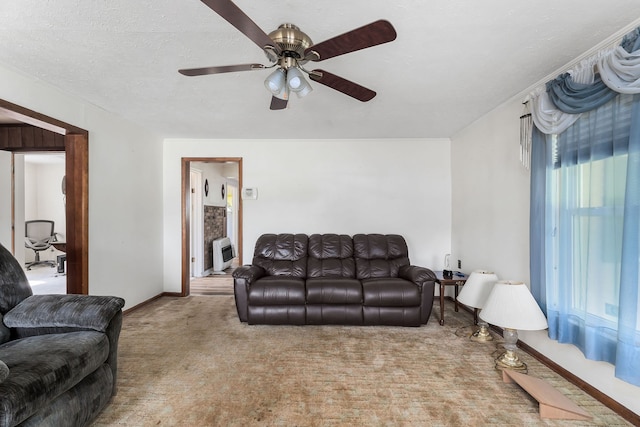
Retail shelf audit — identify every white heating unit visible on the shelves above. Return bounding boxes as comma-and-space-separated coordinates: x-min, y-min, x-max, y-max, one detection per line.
212, 237, 234, 273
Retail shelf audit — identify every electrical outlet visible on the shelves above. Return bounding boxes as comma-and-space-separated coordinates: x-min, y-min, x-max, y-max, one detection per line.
457, 259, 461, 269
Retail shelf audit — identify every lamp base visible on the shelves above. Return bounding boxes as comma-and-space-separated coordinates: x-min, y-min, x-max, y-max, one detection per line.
495, 349, 528, 373
469, 324, 493, 342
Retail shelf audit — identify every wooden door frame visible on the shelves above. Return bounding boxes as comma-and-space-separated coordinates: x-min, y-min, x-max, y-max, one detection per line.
181, 157, 242, 296
1, 99, 89, 294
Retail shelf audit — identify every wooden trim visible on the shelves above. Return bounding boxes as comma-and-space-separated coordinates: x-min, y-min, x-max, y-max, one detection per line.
10, 154, 15, 253
122, 292, 199, 316
123, 293, 165, 315
181, 157, 243, 297
0, 99, 87, 136
0, 98, 89, 295
65, 134, 89, 294
162, 292, 183, 298
181, 159, 190, 297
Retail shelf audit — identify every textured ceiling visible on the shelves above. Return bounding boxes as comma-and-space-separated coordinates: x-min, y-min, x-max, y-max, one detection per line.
1, 1, 640, 139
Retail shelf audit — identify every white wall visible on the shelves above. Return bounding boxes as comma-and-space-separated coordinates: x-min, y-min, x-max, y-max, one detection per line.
451, 98, 640, 415
0, 63, 164, 309
197, 162, 227, 207
451, 101, 530, 280
163, 138, 452, 293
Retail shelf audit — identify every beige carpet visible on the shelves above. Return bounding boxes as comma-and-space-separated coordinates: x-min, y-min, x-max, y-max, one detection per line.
190, 275, 233, 296
92, 296, 631, 426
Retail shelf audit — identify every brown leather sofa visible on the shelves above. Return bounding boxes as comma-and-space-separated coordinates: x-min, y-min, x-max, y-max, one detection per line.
233, 233, 436, 326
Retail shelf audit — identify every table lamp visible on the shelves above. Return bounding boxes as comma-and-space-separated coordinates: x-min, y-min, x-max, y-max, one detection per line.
479, 280, 548, 372
456, 269, 498, 341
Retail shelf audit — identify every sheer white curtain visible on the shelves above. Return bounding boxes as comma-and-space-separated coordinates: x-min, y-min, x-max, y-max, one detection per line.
529, 27, 640, 386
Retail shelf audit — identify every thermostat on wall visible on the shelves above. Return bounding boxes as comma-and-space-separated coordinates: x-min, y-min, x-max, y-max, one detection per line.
242, 187, 258, 200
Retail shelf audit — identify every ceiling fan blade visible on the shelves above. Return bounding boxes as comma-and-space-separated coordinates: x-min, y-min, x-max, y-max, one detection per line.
270, 97, 288, 110
179, 64, 266, 76
304, 20, 396, 62
200, 0, 280, 54
309, 70, 376, 102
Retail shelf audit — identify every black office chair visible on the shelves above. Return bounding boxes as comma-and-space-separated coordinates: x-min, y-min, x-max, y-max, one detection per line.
25, 220, 56, 270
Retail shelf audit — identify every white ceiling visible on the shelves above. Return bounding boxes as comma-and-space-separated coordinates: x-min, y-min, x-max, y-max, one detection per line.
1, 1, 640, 140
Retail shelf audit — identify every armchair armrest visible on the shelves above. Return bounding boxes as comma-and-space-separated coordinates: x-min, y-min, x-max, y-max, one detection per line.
3, 294, 125, 333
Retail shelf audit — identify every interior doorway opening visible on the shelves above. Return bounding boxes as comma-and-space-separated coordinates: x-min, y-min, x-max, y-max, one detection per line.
0, 99, 89, 295
21, 152, 68, 294
181, 157, 242, 296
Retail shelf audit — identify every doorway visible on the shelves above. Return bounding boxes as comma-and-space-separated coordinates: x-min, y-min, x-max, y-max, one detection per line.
0, 99, 89, 294
181, 157, 243, 296
21, 152, 67, 294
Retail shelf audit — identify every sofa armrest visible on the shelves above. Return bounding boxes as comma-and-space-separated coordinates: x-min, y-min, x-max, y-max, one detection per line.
232, 265, 265, 322
399, 265, 437, 285
3, 294, 125, 333
400, 266, 436, 324
232, 265, 265, 283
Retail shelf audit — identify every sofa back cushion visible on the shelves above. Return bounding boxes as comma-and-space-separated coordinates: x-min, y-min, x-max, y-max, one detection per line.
353, 234, 410, 279
0, 243, 33, 316
252, 234, 308, 278
307, 234, 356, 278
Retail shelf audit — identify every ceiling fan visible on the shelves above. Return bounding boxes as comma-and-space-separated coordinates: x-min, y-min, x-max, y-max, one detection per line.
179, 0, 397, 110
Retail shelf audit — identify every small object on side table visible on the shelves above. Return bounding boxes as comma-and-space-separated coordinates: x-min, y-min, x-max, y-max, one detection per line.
434, 270, 468, 325
52, 242, 67, 275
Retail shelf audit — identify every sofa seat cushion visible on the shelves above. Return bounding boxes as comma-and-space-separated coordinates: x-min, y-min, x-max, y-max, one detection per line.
306, 278, 362, 304
362, 278, 421, 306
249, 277, 306, 305
306, 305, 363, 325
0, 331, 109, 427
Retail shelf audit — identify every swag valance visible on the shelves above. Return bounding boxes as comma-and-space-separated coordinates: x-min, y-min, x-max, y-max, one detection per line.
529, 27, 640, 133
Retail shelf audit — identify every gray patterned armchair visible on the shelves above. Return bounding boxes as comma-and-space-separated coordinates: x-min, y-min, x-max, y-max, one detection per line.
0, 242, 124, 427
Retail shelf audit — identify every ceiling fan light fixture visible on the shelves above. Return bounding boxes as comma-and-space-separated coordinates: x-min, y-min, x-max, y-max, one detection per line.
273, 81, 289, 100
286, 67, 305, 90
294, 80, 313, 98
264, 68, 286, 94
286, 67, 313, 98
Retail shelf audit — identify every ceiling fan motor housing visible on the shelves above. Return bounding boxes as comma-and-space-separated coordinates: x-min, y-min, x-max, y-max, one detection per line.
268, 24, 313, 63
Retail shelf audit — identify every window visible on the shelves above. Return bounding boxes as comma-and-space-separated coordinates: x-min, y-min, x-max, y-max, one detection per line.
532, 92, 640, 385
548, 153, 627, 325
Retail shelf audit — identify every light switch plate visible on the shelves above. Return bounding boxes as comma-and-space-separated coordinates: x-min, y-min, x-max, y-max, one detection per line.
242, 187, 258, 200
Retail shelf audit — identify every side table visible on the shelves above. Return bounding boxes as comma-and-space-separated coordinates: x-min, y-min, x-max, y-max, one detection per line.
434, 270, 468, 326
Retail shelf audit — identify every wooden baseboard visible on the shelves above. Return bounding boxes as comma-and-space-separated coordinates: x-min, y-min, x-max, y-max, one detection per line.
162, 292, 183, 297
123, 292, 187, 315
122, 293, 164, 315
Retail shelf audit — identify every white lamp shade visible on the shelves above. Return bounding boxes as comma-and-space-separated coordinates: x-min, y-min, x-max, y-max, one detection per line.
287, 67, 313, 98
273, 83, 289, 100
456, 270, 498, 309
294, 81, 313, 98
286, 67, 305, 90
479, 280, 548, 330
264, 69, 286, 94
